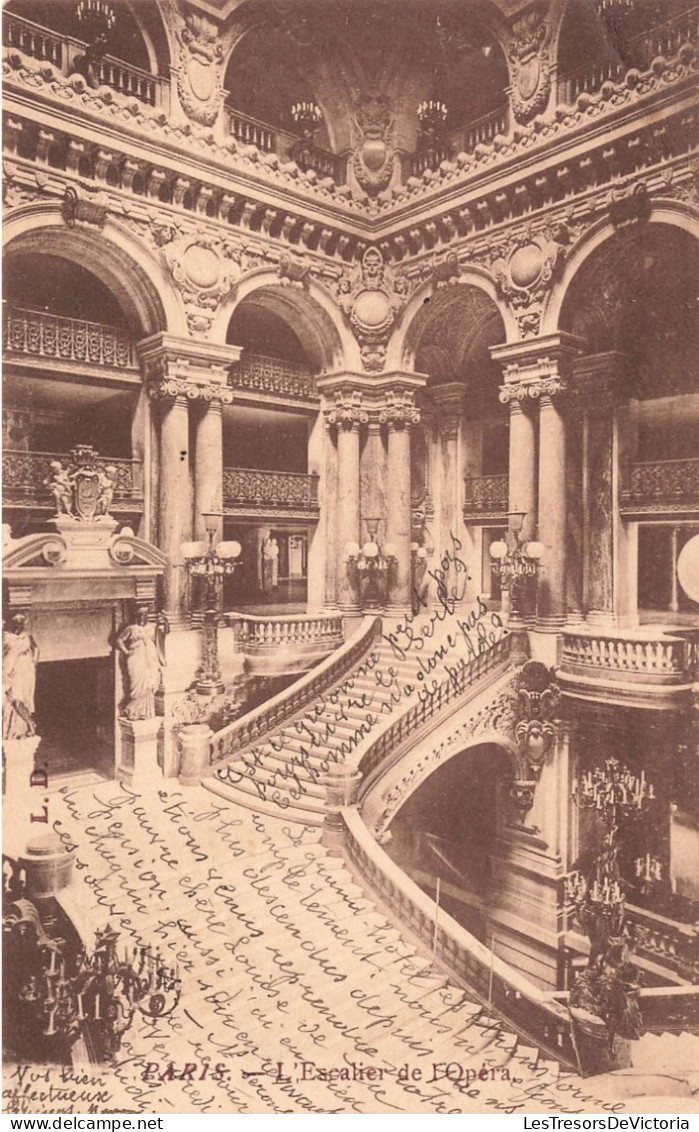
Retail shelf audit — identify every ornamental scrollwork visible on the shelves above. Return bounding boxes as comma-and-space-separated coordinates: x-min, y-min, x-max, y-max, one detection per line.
174, 8, 226, 128
379, 389, 420, 429
146, 378, 233, 404
351, 90, 396, 197
43, 445, 117, 522
336, 247, 407, 373
513, 660, 561, 782
161, 234, 238, 312
506, 4, 552, 124
325, 389, 369, 430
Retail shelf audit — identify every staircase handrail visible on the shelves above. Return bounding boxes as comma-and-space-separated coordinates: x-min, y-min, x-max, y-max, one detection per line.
342, 806, 576, 1069
208, 615, 382, 766
358, 633, 513, 791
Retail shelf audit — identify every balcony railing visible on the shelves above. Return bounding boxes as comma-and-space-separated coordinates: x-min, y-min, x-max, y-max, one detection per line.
228, 353, 319, 405
463, 473, 508, 517
627, 902, 699, 985
3, 12, 163, 106
560, 630, 696, 686
3, 450, 143, 511
3, 306, 138, 371
225, 104, 346, 182
409, 104, 509, 177
620, 458, 699, 514
558, 6, 699, 104
227, 612, 344, 654
223, 467, 319, 513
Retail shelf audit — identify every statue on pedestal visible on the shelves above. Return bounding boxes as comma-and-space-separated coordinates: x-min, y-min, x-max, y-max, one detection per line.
116, 607, 168, 721
2, 614, 39, 740
261, 536, 279, 592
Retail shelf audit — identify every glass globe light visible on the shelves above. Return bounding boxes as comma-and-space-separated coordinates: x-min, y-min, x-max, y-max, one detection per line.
490, 540, 508, 560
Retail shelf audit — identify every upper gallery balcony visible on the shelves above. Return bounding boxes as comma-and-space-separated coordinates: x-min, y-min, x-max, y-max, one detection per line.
3, 12, 165, 108
227, 353, 319, 410
3, 305, 139, 382
620, 458, 699, 520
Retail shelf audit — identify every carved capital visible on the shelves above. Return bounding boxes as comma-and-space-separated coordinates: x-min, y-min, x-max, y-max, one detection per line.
147, 378, 232, 405
326, 390, 369, 430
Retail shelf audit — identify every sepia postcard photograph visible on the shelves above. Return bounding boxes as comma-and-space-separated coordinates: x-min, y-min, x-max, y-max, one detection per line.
2, 0, 698, 1118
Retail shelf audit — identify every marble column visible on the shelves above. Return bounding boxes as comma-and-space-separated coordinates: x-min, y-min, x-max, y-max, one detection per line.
507, 396, 537, 542
323, 420, 339, 609
193, 398, 224, 543
155, 390, 192, 623
385, 418, 414, 613
537, 382, 567, 630
335, 419, 362, 612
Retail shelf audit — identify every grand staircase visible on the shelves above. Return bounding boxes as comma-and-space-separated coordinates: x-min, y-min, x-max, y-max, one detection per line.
44, 780, 632, 1115
205, 609, 510, 824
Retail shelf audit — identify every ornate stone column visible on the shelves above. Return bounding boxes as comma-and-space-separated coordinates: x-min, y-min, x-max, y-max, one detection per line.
572, 353, 631, 628
536, 379, 567, 630
193, 395, 227, 543
150, 387, 191, 622
432, 384, 464, 588
492, 334, 585, 635
381, 390, 420, 614
324, 389, 367, 613
138, 334, 239, 623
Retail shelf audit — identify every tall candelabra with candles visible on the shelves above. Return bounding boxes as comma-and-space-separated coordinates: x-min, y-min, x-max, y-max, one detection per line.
566, 757, 656, 1047
181, 512, 242, 696
75, 0, 116, 87
2, 905, 181, 1063
346, 519, 397, 608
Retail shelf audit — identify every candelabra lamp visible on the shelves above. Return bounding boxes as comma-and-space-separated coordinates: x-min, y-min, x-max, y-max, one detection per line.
181, 512, 242, 696
3, 901, 181, 1064
75, 0, 116, 87
567, 757, 657, 1049
291, 101, 322, 140
417, 99, 449, 137
346, 519, 397, 609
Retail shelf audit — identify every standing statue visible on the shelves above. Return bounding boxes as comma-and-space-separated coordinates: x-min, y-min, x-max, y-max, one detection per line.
261, 536, 280, 593
44, 461, 73, 516
96, 465, 117, 517
115, 607, 169, 721
2, 614, 39, 740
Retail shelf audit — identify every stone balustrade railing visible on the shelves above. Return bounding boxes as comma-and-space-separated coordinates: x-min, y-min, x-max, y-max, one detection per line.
341, 807, 576, 1069
228, 353, 319, 405
560, 630, 695, 685
620, 458, 699, 513
227, 106, 279, 154
226, 612, 344, 654
358, 634, 512, 789
463, 473, 509, 517
3, 306, 137, 370
3, 12, 163, 106
208, 615, 382, 766
223, 467, 319, 512
2, 450, 143, 510
627, 902, 699, 985
559, 5, 698, 103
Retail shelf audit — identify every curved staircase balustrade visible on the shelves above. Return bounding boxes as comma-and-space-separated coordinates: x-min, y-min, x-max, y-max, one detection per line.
225, 611, 344, 654
358, 634, 513, 797
208, 615, 381, 766
340, 806, 578, 1072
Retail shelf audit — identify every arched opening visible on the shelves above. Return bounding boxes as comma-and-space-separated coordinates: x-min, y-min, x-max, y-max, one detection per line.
221, 293, 329, 613
559, 222, 699, 627
382, 742, 512, 942
404, 284, 509, 606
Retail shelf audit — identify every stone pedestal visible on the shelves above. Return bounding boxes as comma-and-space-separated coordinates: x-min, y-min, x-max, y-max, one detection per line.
178, 723, 213, 786
20, 832, 75, 901
116, 716, 163, 789
321, 768, 363, 855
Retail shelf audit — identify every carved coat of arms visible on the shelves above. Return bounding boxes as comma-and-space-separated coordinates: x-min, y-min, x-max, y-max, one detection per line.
351, 91, 395, 196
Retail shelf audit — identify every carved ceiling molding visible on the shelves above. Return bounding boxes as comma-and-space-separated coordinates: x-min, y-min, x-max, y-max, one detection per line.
506, 3, 552, 125
332, 246, 409, 372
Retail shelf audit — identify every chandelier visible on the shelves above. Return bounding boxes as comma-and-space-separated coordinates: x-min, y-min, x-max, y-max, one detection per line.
76, 0, 116, 37
417, 100, 448, 136
181, 512, 242, 696
4, 907, 181, 1063
346, 519, 396, 607
291, 101, 322, 138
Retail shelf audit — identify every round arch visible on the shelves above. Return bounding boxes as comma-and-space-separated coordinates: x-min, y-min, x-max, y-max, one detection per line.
362, 727, 520, 837
387, 270, 518, 372
3, 204, 186, 338
542, 203, 699, 336
211, 269, 358, 372
123, 0, 174, 77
